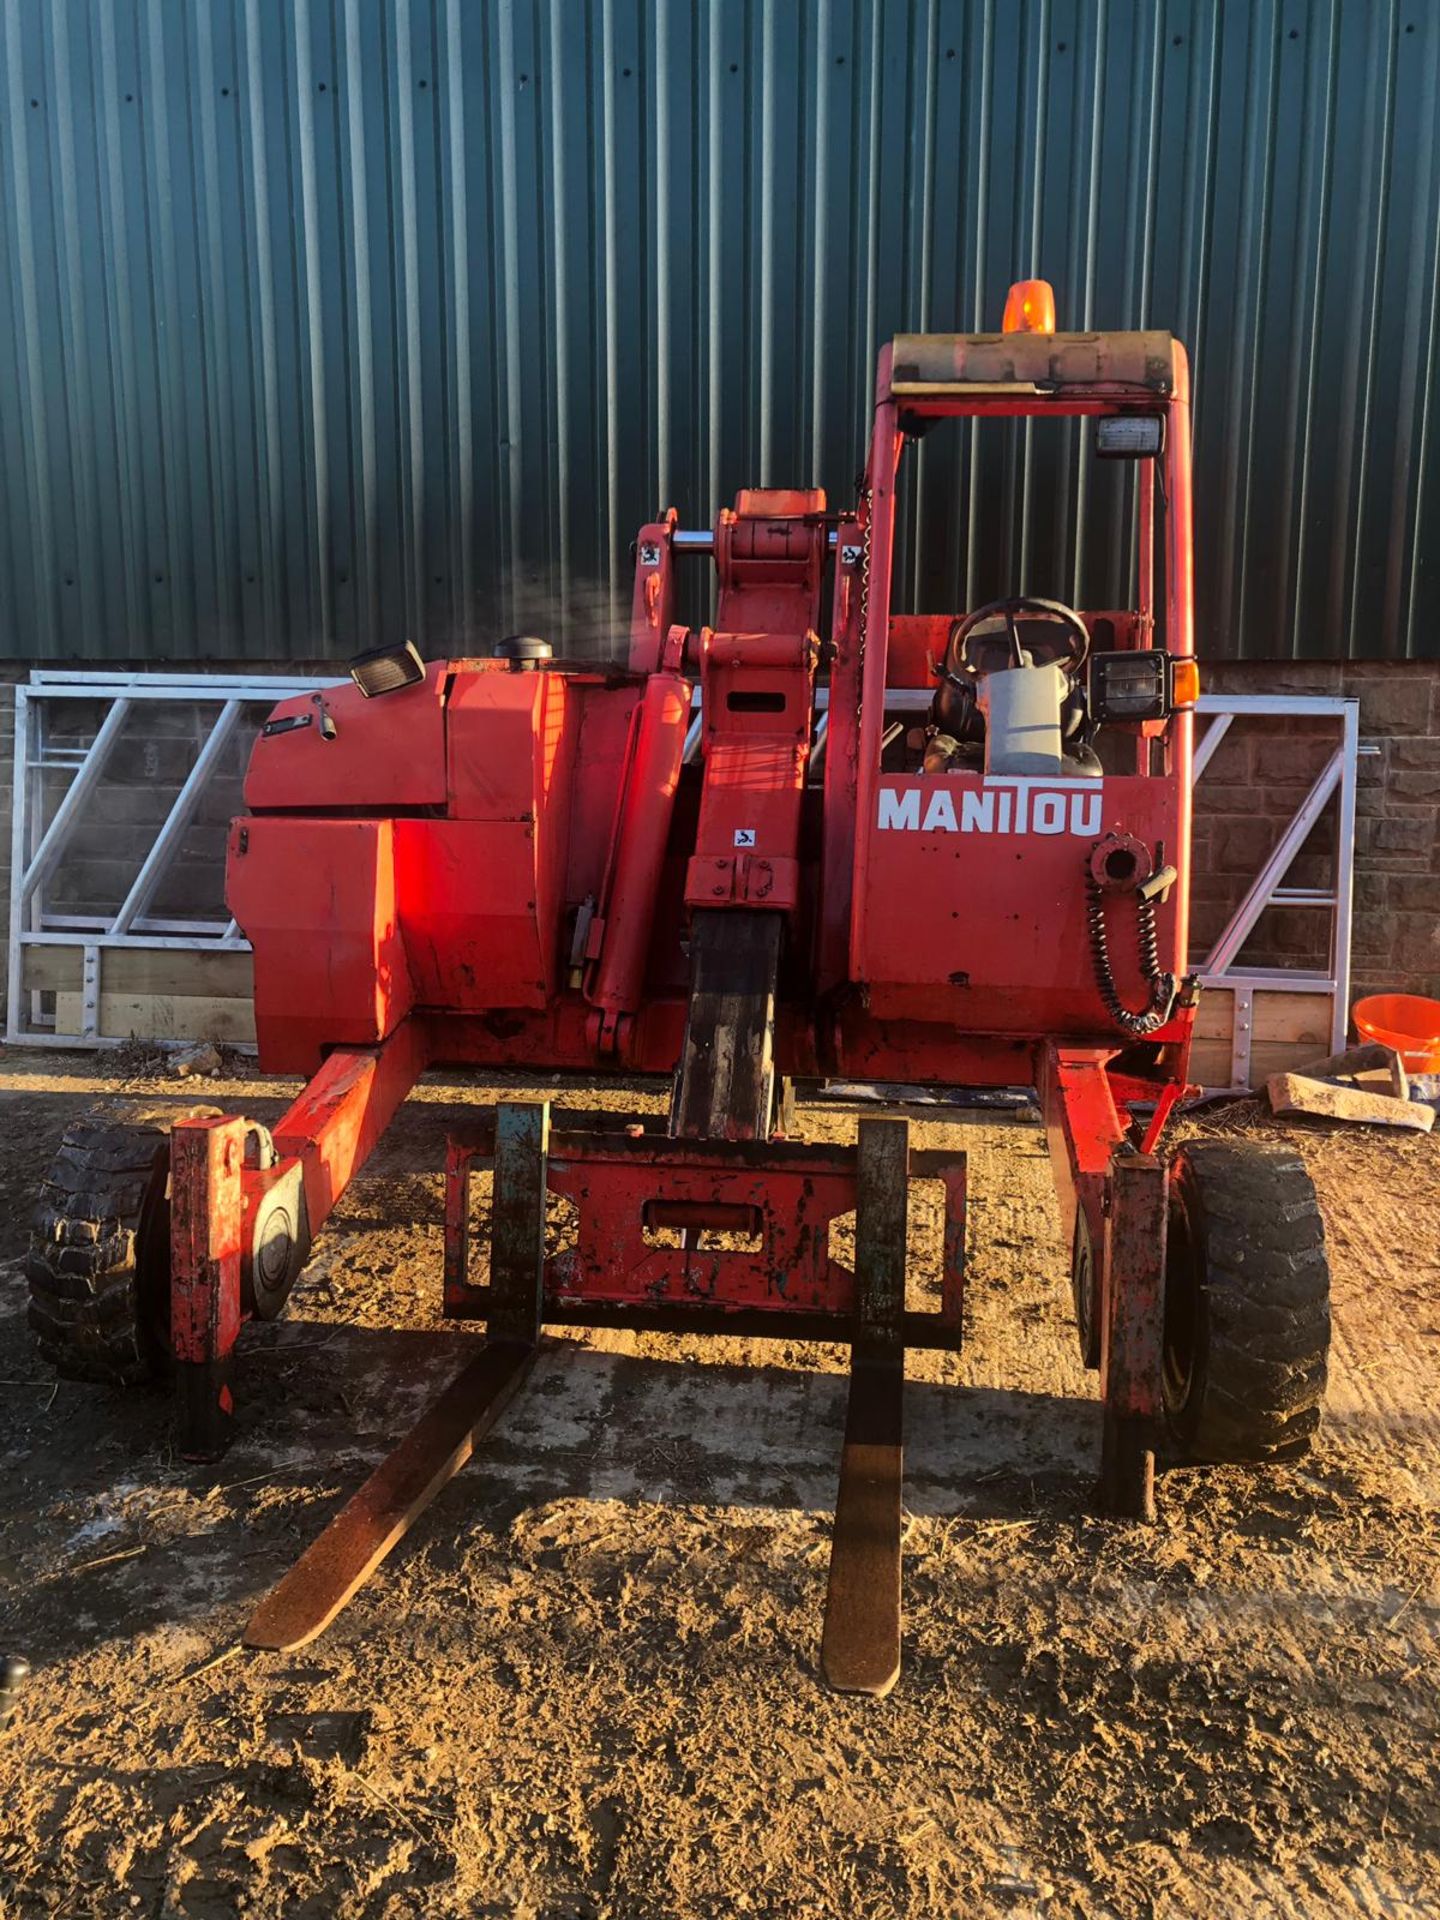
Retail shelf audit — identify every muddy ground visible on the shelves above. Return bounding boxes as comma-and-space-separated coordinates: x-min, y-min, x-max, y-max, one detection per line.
0, 1049, 1437, 1919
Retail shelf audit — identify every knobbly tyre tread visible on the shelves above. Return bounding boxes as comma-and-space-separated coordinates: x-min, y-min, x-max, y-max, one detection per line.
27, 1104, 219, 1387
1163, 1139, 1330, 1464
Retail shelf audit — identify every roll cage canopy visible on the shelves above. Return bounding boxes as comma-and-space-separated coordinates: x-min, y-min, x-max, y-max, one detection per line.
881, 330, 1181, 411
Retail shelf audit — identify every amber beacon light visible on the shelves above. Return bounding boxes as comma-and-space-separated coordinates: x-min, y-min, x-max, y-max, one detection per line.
1002, 278, 1057, 333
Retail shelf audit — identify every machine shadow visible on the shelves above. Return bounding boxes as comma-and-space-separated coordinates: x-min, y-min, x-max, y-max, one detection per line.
1, 1315, 1103, 1675
227, 1316, 1100, 1525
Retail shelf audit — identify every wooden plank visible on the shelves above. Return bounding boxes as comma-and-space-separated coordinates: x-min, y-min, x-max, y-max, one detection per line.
1188, 1038, 1234, 1086
1193, 989, 1234, 1042
25, 945, 252, 999
1193, 989, 1333, 1048
1193, 1035, 1353, 1091
21, 946, 82, 993
55, 991, 256, 1044
1266, 1073, 1433, 1132
105, 947, 253, 999
1192, 988, 1337, 1088
1254, 991, 1333, 1046
1251, 1039, 1340, 1083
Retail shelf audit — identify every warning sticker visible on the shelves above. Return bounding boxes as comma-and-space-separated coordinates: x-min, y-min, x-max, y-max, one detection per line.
733, 828, 757, 847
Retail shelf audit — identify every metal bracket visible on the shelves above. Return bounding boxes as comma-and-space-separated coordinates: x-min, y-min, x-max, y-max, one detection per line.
1097, 1152, 1167, 1521
170, 1116, 248, 1462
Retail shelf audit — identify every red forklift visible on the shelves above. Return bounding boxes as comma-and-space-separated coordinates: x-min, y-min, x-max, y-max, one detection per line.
30, 281, 1329, 1695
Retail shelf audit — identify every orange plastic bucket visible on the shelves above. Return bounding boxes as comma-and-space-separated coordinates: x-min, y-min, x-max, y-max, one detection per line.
1352, 993, 1440, 1072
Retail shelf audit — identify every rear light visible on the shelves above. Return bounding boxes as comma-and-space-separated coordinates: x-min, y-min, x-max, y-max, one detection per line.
349, 640, 425, 698
1171, 658, 1201, 707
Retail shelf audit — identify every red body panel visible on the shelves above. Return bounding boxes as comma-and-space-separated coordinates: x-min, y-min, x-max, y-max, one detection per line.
244, 666, 448, 810
396, 820, 554, 1009
858, 771, 1185, 1031
227, 817, 413, 1072
446, 666, 572, 819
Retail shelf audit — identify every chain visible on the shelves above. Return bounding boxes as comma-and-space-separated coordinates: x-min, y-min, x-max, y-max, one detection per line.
856, 486, 873, 678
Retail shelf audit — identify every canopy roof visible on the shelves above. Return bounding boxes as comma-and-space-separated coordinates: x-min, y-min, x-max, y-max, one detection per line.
884, 331, 1178, 402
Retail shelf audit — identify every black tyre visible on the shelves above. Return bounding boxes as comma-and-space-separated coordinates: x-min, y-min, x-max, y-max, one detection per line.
1162, 1139, 1330, 1463
27, 1104, 218, 1386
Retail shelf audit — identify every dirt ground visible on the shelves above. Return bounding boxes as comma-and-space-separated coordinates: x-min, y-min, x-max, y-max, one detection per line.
0, 1049, 1437, 1920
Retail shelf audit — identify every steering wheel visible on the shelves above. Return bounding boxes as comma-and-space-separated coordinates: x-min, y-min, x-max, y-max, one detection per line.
947, 596, 1091, 677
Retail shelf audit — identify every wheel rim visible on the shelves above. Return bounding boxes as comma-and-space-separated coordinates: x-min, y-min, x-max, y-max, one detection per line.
1072, 1211, 1100, 1367
1161, 1183, 1200, 1415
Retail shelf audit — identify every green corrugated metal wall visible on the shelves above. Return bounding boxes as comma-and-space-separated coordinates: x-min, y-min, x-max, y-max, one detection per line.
1, 0, 1437, 662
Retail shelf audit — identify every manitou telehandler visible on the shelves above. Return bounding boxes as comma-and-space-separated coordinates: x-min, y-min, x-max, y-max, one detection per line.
30, 281, 1329, 1694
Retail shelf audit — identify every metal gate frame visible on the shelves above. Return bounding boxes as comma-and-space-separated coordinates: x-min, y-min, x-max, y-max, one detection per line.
6, 670, 334, 1047
1191, 692, 1360, 1090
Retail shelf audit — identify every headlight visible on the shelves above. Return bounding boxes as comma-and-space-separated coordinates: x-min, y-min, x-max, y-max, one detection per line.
1089, 650, 1169, 722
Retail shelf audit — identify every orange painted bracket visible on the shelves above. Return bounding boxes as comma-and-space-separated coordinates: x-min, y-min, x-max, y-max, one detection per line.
171, 1116, 248, 1462
268, 1016, 431, 1246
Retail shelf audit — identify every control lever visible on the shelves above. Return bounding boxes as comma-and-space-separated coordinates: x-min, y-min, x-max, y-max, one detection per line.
1137, 863, 1178, 905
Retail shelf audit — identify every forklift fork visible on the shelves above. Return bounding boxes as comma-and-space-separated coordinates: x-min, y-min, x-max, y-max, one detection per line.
821, 1117, 908, 1696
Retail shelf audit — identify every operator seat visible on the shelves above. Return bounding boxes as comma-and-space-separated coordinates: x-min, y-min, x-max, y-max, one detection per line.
923, 598, 1102, 779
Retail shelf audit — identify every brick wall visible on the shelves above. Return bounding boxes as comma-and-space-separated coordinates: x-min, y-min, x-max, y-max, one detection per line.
1193, 660, 1440, 1000
1, 656, 1436, 1027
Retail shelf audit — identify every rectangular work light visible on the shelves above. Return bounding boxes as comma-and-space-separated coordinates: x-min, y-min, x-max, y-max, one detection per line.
349, 640, 426, 698
1088, 651, 1200, 723
1095, 415, 1164, 459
